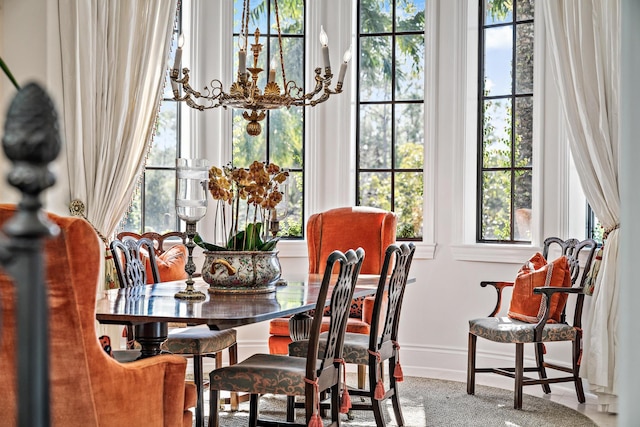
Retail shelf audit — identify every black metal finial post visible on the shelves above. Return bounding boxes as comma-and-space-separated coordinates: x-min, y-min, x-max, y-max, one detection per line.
0, 82, 61, 427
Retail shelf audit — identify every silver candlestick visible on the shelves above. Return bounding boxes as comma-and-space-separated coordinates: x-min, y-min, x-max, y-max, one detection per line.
175, 158, 208, 300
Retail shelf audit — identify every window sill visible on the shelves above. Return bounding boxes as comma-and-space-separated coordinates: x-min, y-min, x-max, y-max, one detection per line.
450, 244, 541, 264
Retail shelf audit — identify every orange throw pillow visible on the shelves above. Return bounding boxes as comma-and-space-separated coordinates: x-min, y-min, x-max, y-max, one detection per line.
507, 253, 571, 323
144, 244, 188, 284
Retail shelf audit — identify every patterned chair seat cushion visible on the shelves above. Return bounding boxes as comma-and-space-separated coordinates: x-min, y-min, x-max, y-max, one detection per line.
161, 326, 237, 355
209, 353, 321, 396
469, 317, 578, 344
289, 332, 371, 365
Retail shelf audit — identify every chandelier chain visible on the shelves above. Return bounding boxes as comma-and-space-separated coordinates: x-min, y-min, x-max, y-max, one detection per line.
273, 0, 288, 86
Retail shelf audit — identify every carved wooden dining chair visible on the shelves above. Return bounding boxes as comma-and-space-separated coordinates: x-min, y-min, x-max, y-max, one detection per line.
467, 237, 597, 409
268, 206, 397, 388
110, 235, 240, 427
288, 243, 415, 426
208, 248, 365, 427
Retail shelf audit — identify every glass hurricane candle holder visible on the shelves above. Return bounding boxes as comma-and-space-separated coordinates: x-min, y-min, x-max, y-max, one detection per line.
175, 158, 208, 300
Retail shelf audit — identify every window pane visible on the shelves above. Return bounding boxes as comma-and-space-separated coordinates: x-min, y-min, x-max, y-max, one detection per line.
359, 172, 392, 211
517, 0, 534, 21
515, 22, 534, 94
395, 103, 424, 168
149, 102, 178, 167
360, 36, 392, 102
515, 97, 533, 167
483, 26, 513, 97
482, 98, 512, 168
144, 169, 177, 233
513, 169, 532, 240
396, 0, 425, 32
485, 0, 513, 25
269, 106, 303, 169
395, 171, 423, 238
122, 182, 142, 232
360, 0, 392, 33
395, 34, 424, 100
270, 0, 303, 34
235, 0, 267, 33
279, 170, 303, 237
273, 36, 304, 90
481, 170, 512, 240
359, 104, 392, 169
233, 109, 267, 165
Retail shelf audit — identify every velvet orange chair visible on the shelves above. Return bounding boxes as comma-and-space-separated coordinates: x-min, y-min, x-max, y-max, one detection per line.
0, 205, 196, 427
268, 206, 397, 387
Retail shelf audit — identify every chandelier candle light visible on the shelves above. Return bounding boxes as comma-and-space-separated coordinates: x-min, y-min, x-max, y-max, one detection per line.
170, 0, 351, 137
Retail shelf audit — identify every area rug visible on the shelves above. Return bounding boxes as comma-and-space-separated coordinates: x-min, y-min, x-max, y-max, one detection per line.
206, 376, 598, 426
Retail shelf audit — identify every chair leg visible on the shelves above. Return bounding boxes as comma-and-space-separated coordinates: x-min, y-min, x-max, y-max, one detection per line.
193, 354, 204, 427
330, 383, 341, 425
286, 395, 296, 422
228, 343, 240, 411
467, 333, 476, 395
514, 343, 524, 410
535, 343, 551, 394
573, 337, 586, 403
389, 359, 405, 426
358, 364, 366, 389
209, 388, 220, 427
249, 394, 259, 427
371, 394, 386, 426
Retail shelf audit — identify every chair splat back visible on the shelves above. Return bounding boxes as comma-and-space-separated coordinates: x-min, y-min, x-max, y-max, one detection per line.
117, 231, 186, 256
110, 237, 160, 287
310, 248, 366, 375
372, 243, 416, 349
540, 237, 596, 324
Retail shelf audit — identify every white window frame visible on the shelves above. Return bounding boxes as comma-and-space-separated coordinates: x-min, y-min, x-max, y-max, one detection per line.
449, 0, 569, 263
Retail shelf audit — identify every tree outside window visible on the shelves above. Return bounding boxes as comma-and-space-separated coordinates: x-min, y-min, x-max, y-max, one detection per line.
232, 0, 304, 239
357, 0, 425, 239
478, 0, 534, 243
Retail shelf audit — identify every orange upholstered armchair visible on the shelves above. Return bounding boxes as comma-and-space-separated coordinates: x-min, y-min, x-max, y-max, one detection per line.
268, 206, 397, 384
0, 205, 196, 427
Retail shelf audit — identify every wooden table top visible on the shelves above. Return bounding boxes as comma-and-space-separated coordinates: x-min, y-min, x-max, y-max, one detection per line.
95, 273, 383, 330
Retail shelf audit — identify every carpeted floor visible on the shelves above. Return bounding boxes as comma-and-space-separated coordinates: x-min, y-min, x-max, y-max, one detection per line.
205, 376, 597, 426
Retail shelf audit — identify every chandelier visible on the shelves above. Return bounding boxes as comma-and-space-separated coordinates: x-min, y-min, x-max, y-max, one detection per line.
169, 0, 351, 137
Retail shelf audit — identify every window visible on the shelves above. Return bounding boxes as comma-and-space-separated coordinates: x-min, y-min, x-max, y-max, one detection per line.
477, 0, 534, 243
231, 0, 304, 239
587, 205, 603, 244
121, 9, 182, 234
356, 0, 425, 240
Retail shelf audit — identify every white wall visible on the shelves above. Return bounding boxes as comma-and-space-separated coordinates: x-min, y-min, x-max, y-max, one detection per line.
1, 0, 634, 410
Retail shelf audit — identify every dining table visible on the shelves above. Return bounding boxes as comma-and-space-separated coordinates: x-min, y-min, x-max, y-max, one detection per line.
95, 273, 387, 358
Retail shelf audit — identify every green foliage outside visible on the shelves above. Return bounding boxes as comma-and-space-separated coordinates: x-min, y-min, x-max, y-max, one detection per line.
358, 0, 425, 239
479, 0, 534, 242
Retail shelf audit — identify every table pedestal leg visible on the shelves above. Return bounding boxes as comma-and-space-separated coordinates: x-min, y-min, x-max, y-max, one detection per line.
134, 322, 168, 358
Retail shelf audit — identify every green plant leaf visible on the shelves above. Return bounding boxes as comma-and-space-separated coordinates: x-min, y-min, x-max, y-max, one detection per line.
0, 56, 20, 90
258, 237, 280, 251
194, 233, 227, 251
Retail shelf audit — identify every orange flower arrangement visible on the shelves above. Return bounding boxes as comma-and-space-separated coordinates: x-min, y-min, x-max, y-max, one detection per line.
196, 161, 288, 251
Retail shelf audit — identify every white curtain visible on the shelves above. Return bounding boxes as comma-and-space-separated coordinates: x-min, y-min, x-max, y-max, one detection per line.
542, 1, 620, 396
57, 0, 177, 241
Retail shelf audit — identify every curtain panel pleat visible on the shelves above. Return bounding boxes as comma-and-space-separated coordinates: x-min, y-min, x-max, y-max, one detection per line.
57, 0, 177, 241
542, 0, 620, 396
